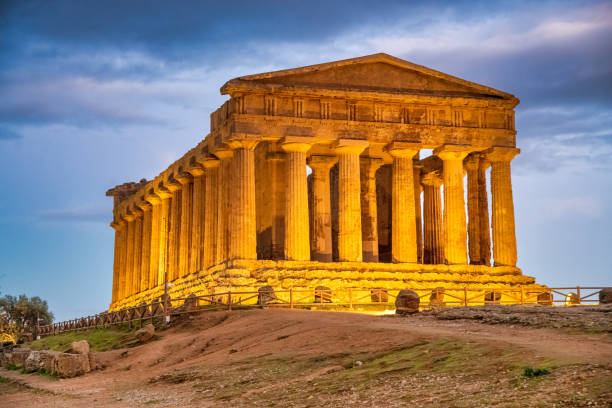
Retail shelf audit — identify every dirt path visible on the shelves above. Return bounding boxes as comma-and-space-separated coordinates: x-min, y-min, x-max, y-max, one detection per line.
2, 309, 611, 407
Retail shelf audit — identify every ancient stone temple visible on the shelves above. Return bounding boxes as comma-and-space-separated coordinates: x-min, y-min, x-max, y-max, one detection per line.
107, 53, 540, 310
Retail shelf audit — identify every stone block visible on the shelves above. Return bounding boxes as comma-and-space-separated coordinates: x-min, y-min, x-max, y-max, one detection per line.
40, 350, 60, 373
135, 323, 155, 343
395, 289, 420, 314
24, 350, 42, 371
70, 340, 90, 355
55, 353, 90, 378
599, 288, 612, 304
11, 348, 31, 368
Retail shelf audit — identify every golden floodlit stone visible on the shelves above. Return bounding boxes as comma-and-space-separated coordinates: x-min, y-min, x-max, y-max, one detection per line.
105, 53, 541, 309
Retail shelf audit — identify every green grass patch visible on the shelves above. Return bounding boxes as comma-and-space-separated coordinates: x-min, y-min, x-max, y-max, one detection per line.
523, 366, 550, 377
25, 324, 144, 352
145, 399, 166, 405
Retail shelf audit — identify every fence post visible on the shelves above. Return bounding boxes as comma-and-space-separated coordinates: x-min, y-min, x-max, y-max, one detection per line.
520, 286, 524, 305
576, 286, 581, 305
348, 288, 353, 309
289, 288, 294, 309
464, 287, 468, 306
228, 291, 232, 311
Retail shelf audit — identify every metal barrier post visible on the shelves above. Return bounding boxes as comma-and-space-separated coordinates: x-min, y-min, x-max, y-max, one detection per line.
349, 288, 353, 309
290, 288, 294, 309
228, 291, 232, 311
576, 286, 581, 305
464, 287, 468, 306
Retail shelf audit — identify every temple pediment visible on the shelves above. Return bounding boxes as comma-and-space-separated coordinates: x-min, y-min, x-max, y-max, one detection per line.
222, 53, 516, 101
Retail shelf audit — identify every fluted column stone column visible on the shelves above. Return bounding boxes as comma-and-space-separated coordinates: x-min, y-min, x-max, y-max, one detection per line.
132, 208, 143, 295
414, 163, 424, 264
122, 212, 135, 298
487, 147, 520, 267
110, 220, 125, 304
267, 151, 287, 259
307, 155, 337, 262
166, 180, 182, 281
478, 158, 492, 266
187, 165, 205, 273
422, 172, 444, 264
334, 139, 368, 262
145, 193, 162, 289
199, 157, 219, 268
214, 149, 233, 263
386, 142, 421, 263
175, 173, 193, 277
155, 187, 172, 288
360, 157, 383, 262
227, 139, 259, 260
137, 201, 152, 292
435, 145, 471, 265
281, 137, 312, 261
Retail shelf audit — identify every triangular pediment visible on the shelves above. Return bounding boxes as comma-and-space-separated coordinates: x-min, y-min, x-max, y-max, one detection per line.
222, 53, 516, 101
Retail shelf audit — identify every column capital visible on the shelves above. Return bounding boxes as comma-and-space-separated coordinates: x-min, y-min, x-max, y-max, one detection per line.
198, 156, 220, 168
111, 219, 126, 230
174, 172, 193, 185
154, 184, 173, 199
359, 156, 383, 177
434, 144, 472, 161
145, 192, 162, 204
307, 154, 337, 171
385, 141, 421, 158
136, 200, 152, 212
485, 147, 520, 162
212, 147, 234, 160
122, 212, 135, 222
186, 164, 205, 177
332, 139, 368, 155
165, 179, 182, 192
463, 153, 481, 171
132, 207, 144, 218
226, 138, 260, 151
422, 171, 443, 187
280, 136, 313, 153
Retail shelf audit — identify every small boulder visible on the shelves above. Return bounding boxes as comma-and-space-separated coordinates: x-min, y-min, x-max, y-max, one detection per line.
565, 292, 580, 305
2, 351, 13, 368
537, 292, 553, 306
11, 348, 31, 368
258, 286, 276, 306
429, 287, 446, 308
370, 289, 388, 303
70, 340, 90, 355
315, 286, 332, 303
395, 290, 420, 314
88, 351, 98, 371
599, 287, 612, 304
135, 323, 155, 343
55, 353, 90, 378
39, 350, 60, 373
24, 350, 42, 371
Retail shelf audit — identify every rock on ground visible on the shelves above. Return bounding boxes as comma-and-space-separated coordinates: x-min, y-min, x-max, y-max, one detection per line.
70, 340, 90, 355
135, 324, 155, 343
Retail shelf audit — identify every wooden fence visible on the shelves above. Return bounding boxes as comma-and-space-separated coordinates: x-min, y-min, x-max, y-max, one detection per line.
37, 286, 608, 337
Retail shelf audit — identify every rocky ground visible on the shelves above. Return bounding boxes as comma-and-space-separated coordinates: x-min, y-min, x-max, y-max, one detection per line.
1, 306, 611, 407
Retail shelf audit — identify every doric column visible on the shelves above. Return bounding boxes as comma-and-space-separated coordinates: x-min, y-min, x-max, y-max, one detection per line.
307, 155, 337, 262
227, 139, 259, 260
386, 142, 421, 263
137, 201, 152, 292
414, 163, 424, 264
122, 211, 135, 298
267, 151, 286, 259
145, 193, 161, 289
422, 172, 444, 264
434, 145, 471, 264
360, 157, 383, 262
166, 179, 182, 281
110, 220, 125, 304
214, 148, 233, 263
132, 208, 143, 295
334, 139, 368, 262
199, 157, 219, 268
486, 147, 520, 267
464, 153, 492, 265
478, 158, 492, 266
155, 187, 172, 287
175, 172, 193, 277
187, 165, 205, 273
281, 137, 312, 261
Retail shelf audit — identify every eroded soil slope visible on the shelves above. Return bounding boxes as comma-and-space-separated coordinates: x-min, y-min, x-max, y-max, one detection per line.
1, 307, 611, 407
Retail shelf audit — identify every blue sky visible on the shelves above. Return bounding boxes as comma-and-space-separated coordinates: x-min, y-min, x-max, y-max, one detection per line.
1, 0, 611, 321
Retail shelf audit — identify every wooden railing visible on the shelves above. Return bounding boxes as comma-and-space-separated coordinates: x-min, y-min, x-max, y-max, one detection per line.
38, 286, 608, 337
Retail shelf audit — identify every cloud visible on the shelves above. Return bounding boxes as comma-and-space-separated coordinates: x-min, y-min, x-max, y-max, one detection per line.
37, 207, 110, 224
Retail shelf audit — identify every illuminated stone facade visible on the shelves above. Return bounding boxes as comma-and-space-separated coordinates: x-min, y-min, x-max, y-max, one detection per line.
107, 54, 540, 309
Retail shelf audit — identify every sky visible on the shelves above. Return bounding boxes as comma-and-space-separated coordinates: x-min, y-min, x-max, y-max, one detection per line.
1, 0, 611, 321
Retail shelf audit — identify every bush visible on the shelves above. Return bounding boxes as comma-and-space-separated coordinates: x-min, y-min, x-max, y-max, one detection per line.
523, 366, 550, 377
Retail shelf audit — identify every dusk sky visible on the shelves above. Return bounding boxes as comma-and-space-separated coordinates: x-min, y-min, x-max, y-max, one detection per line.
1, 0, 611, 321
